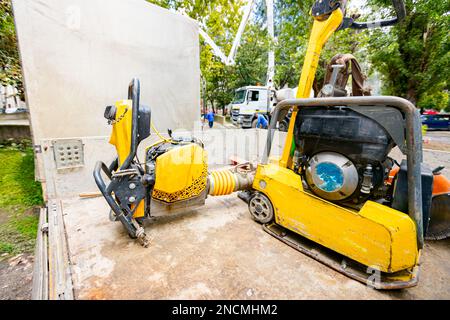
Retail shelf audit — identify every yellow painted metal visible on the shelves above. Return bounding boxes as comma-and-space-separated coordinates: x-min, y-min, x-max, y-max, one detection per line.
253, 164, 419, 273
209, 170, 236, 196
280, 9, 344, 168
132, 201, 146, 219
108, 99, 146, 218
108, 100, 133, 166
152, 143, 208, 203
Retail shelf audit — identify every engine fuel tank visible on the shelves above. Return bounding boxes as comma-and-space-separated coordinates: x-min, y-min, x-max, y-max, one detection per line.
151, 143, 208, 203
294, 106, 395, 164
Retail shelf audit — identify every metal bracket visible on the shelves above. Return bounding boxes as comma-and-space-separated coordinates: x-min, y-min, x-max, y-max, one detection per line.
312, 0, 341, 20
41, 222, 49, 233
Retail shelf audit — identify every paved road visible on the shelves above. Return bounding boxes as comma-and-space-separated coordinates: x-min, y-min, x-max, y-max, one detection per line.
426, 131, 450, 145
422, 131, 450, 176
199, 121, 230, 130
423, 149, 450, 176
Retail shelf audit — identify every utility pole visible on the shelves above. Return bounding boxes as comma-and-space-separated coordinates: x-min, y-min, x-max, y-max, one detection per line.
266, 0, 275, 89
198, 0, 275, 87
198, 0, 255, 66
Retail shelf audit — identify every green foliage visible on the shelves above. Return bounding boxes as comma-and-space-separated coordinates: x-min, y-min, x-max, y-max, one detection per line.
0, 0, 23, 97
3, 0, 448, 111
11, 214, 38, 239
273, 0, 312, 89
0, 142, 43, 256
0, 141, 43, 208
233, 23, 269, 88
367, 0, 450, 109
420, 91, 449, 112
149, 0, 369, 107
148, 0, 248, 110
0, 241, 14, 254
274, 0, 370, 93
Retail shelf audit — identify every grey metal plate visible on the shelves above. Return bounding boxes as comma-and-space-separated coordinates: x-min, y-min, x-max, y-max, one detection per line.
52, 139, 84, 169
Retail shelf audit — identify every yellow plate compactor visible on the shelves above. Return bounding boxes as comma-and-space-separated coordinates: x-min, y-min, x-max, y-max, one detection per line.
94, 0, 449, 290
94, 79, 254, 247
242, 0, 425, 289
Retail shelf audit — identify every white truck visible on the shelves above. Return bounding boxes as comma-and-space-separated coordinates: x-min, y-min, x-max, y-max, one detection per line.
230, 86, 274, 128
230, 86, 300, 129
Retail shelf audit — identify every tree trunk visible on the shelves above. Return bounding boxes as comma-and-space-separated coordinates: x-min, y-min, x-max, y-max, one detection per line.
312, 78, 320, 97
406, 87, 418, 106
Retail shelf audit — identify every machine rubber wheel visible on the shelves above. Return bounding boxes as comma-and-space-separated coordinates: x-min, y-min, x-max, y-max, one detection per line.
248, 192, 274, 224
251, 118, 258, 128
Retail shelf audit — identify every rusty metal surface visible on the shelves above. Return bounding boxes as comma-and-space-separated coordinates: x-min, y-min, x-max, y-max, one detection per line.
61, 195, 449, 300
323, 54, 369, 97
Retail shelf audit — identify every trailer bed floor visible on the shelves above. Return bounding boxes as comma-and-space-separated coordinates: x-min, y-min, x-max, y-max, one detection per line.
58, 194, 450, 300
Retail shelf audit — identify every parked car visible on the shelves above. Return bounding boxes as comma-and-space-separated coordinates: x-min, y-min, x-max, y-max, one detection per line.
421, 114, 450, 131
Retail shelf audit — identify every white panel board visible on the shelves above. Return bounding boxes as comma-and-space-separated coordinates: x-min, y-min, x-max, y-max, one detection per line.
13, 0, 200, 141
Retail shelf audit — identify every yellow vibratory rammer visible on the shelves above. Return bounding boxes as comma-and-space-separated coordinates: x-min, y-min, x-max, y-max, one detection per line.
94, 0, 450, 289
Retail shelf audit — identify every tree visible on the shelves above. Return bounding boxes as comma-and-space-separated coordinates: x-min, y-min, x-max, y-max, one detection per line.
367, 0, 450, 110
232, 15, 269, 88
150, 0, 372, 104
274, 0, 370, 95
148, 0, 246, 111
6, 0, 445, 112
0, 0, 23, 98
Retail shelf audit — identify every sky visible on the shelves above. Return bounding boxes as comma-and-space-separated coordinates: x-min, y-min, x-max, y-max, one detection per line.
347, 0, 370, 14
